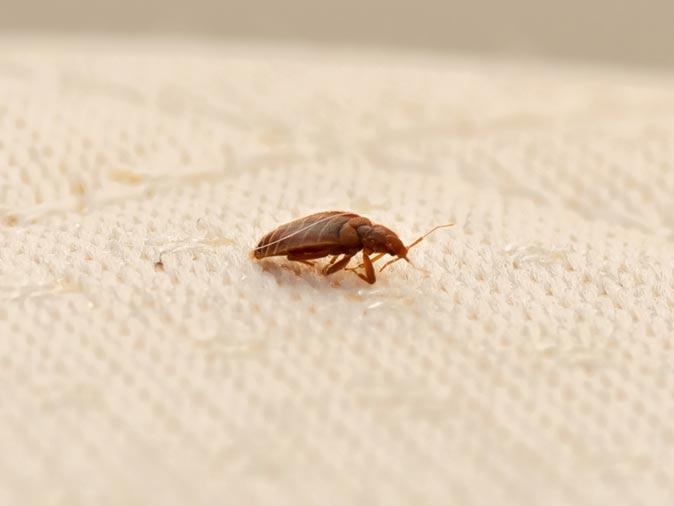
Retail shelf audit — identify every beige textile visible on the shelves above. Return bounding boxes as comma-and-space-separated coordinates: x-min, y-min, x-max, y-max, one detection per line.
1, 38, 674, 505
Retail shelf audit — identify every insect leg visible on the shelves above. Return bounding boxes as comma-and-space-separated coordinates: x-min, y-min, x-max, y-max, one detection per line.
347, 252, 386, 271
351, 250, 376, 284
370, 253, 386, 264
322, 254, 354, 275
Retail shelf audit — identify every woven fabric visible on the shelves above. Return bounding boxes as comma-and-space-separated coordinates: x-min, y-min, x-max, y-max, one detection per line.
1, 39, 674, 505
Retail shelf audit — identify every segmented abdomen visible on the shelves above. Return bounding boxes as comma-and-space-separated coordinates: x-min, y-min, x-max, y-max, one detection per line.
253, 211, 359, 258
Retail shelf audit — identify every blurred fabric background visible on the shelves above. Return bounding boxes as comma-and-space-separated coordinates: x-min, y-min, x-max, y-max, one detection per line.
3, 2, 674, 506
3, 0, 674, 68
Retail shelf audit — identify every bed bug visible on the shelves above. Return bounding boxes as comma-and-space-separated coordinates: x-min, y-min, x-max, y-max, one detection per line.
252, 211, 452, 284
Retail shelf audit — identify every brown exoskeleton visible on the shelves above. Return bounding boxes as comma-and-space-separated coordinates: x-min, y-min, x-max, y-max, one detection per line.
252, 211, 452, 284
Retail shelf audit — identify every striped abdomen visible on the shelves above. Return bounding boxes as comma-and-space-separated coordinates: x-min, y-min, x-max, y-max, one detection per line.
253, 211, 366, 258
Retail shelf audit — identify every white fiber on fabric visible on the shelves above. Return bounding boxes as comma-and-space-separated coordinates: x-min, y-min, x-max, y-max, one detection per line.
1, 38, 673, 506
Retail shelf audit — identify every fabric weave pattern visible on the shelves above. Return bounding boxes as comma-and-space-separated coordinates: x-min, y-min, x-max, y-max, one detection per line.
1, 39, 673, 505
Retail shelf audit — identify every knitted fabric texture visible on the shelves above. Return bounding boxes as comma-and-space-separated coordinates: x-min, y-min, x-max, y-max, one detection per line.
1, 39, 673, 505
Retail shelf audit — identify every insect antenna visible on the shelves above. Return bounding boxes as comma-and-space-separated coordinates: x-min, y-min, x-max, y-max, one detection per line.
379, 222, 454, 272
405, 223, 454, 251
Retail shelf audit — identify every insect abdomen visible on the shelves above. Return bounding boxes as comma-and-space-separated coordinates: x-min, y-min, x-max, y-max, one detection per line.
254, 211, 359, 258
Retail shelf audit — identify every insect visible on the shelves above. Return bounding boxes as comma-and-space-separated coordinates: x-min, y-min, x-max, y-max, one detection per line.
252, 211, 452, 284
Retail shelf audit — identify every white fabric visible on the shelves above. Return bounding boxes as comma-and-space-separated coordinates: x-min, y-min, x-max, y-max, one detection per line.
1, 38, 674, 505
